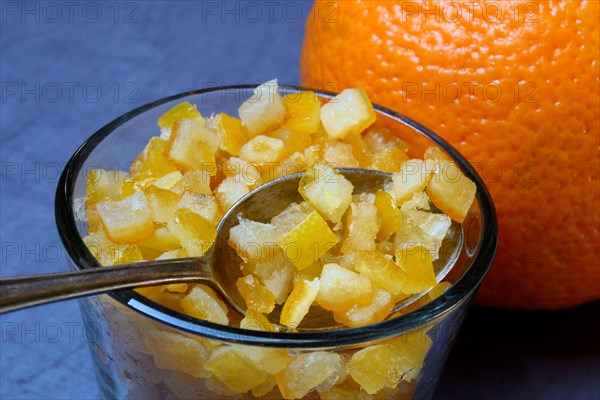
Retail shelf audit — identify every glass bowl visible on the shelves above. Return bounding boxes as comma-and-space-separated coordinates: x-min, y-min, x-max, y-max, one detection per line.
55, 85, 497, 400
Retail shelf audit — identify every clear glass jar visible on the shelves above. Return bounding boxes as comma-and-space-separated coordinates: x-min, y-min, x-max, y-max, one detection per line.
55, 85, 497, 400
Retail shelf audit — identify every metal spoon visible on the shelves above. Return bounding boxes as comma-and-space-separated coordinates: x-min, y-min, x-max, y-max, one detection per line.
0, 168, 462, 326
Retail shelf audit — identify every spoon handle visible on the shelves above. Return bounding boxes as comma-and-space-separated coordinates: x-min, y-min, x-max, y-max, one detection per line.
0, 257, 207, 314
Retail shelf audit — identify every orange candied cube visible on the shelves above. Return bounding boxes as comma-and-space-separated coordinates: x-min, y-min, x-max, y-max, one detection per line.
204, 346, 268, 393
240, 309, 276, 332
125, 137, 179, 193
277, 210, 339, 270
320, 88, 376, 139
271, 201, 314, 233
271, 129, 312, 156
298, 161, 354, 224
144, 330, 210, 378
276, 352, 343, 400
427, 281, 452, 301
85, 169, 128, 205
167, 208, 216, 257
180, 169, 212, 195
157, 101, 204, 130
177, 192, 222, 226
368, 147, 409, 172
211, 112, 252, 156
238, 135, 285, 164
223, 156, 262, 189
394, 246, 437, 294
96, 190, 155, 243
363, 128, 408, 154
144, 185, 181, 224
215, 176, 249, 210
354, 251, 405, 296
333, 287, 394, 328
426, 159, 476, 223
281, 90, 321, 134
374, 190, 402, 240
149, 171, 183, 191
423, 145, 451, 163
232, 344, 292, 375
273, 151, 308, 179
342, 133, 370, 167
238, 79, 288, 135
228, 216, 281, 263
391, 159, 434, 205
280, 277, 320, 329
323, 141, 360, 168
236, 274, 275, 314
138, 227, 180, 252
250, 251, 296, 304
165, 119, 218, 172
341, 199, 380, 253
180, 284, 229, 325
316, 263, 372, 312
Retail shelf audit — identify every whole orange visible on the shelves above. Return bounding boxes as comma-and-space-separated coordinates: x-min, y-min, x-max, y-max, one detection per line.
301, 0, 600, 309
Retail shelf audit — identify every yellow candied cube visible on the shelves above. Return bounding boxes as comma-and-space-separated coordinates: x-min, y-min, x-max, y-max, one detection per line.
250, 251, 296, 304
296, 260, 323, 282
125, 137, 179, 194
215, 176, 249, 211
144, 330, 210, 378
271, 201, 314, 232
426, 159, 476, 223
236, 274, 275, 314
211, 112, 252, 156
391, 159, 434, 205
228, 216, 281, 263
85, 169, 128, 205
276, 351, 343, 400
354, 251, 405, 296
395, 192, 451, 261
316, 263, 372, 312
320, 88, 376, 139
341, 201, 380, 253
149, 171, 182, 191
271, 129, 312, 156
223, 156, 262, 189
238, 135, 285, 164
238, 79, 288, 135
138, 227, 180, 252
179, 169, 212, 195
394, 246, 437, 294
374, 190, 402, 240
423, 145, 450, 162
273, 151, 308, 179
165, 119, 218, 172
233, 344, 291, 375
280, 277, 320, 329
155, 247, 187, 260
323, 141, 360, 168
368, 147, 409, 173
317, 383, 373, 400
277, 210, 339, 270
298, 161, 354, 224
167, 208, 215, 257
82, 230, 143, 266
333, 287, 395, 328
144, 185, 181, 224
428, 281, 452, 301
178, 192, 222, 226
157, 101, 204, 130
363, 128, 408, 154
180, 284, 229, 325
96, 190, 154, 243
240, 309, 276, 332
342, 133, 370, 167
252, 375, 277, 398
386, 330, 433, 382
282, 91, 321, 134
346, 343, 405, 395
204, 346, 268, 393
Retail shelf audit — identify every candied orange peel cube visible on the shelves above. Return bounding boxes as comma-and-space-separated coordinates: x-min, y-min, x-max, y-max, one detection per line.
426, 159, 476, 223
238, 79, 288, 135
316, 263, 372, 312
180, 285, 229, 325
320, 88, 376, 139
167, 208, 215, 257
211, 112, 252, 156
96, 190, 155, 244
282, 90, 321, 134
165, 119, 218, 172
394, 245, 437, 294
280, 277, 320, 329
157, 101, 204, 130
236, 274, 275, 314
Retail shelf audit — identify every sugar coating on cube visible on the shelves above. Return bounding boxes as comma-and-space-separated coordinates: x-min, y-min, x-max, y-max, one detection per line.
333, 287, 395, 328
426, 159, 476, 223
215, 176, 250, 211
239, 79, 288, 135
394, 246, 437, 294
157, 101, 204, 129
391, 159, 434, 205
204, 346, 268, 393
323, 141, 359, 168
320, 88, 376, 139
238, 135, 286, 165
178, 192, 222, 226
299, 162, 354, 223
144, 185, 181, 224
236, 274, 275, 314
282, 91, 321, 134
166, 119, 218, 172
251, 251, 296, 304
240, 309, 276, 332
341, 201, 380, 253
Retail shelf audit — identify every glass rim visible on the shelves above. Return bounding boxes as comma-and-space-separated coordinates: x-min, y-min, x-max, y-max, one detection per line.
55, 84, 498, 348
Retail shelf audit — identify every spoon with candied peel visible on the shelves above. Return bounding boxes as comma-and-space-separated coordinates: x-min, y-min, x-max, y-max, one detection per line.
0, 167, 463, 330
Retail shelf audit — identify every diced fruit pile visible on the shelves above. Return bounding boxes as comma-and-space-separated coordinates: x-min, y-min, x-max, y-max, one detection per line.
79, 80, 476, 399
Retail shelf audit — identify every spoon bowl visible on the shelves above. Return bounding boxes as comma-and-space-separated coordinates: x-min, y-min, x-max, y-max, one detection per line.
0, 168, 462, 330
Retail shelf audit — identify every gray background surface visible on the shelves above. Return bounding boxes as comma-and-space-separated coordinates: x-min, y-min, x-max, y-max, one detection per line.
1, 1, 599, 399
